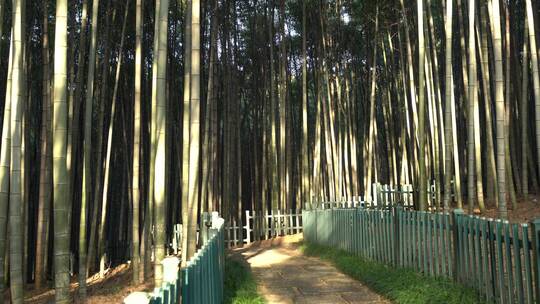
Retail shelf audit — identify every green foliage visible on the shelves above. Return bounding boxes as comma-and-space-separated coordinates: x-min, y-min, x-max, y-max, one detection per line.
301, 242, 484, 304
224, 257, 266, 304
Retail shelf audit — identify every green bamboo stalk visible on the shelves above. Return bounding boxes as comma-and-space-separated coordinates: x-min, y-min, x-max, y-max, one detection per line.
52, 0, 70, 301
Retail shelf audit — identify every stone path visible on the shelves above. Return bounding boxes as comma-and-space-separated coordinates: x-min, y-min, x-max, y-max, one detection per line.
235, 235, 389, 304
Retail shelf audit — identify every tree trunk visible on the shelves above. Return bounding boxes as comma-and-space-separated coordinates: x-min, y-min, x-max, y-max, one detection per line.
365, 7, 379, 201
0, 31, 12, 304
87, 1, 115, 274
132, 0, 143, 285
180, 0, 191, 266
9, 0, 25, 301
521, 24, 529, 200
0, 0, 4, 60
491, 0, 508, 219
52, 0, 71, 301
146, 0, 160, 278
479, 2, 498, 205
525, 0, 540, 189
35, 0, 51, 289
154, 0, 169, 286
418, 0, 427, 211
98, 0, 130, 278
79, 0, 100, 295
467, 0, 477, 212
301, 0, 308, 207
186, 0, 200, 261
267, 0, 279, 212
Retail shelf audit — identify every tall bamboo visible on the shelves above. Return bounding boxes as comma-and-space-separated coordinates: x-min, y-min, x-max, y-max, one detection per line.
0, 0, 4, 59
52, 0, 70, 301
301, 0, 308, 207
180, 0, 191, 266
9, 0, 25, 301
491, 0, 508, 219
0, 33, 13, 304
365, 8, 378, 201
132, 0, 143, 284
145, 0, 159, 277
154, 0, 169, 286
467, 0, 477, 212
479, 2, 498, 204
267, 0, 279, 212
521, 24, 529, 200
87, 2, 115, 274
35, 0, 51, 289
525, 0, 540, 183
418, 0, 427, 211
79, 0, 100, 295
98, 0, 130, 278
186, 0, 200, 260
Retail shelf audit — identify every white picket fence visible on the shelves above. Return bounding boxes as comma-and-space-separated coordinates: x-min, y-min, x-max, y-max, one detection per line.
224, 210, 303, 248
307, 182, 439, 210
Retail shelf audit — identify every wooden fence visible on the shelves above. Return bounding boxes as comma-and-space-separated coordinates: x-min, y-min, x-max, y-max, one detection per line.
180, 213, 225, 304
224, 210, 303, 247
303, 207, 540, 303
123, 212, 225, 304
306, 182, 438, 210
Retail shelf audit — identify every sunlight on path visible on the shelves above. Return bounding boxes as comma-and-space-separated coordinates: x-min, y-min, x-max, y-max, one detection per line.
237, 236, 389, 304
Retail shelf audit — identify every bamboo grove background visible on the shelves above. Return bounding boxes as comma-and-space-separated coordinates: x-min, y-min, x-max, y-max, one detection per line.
0, 0, 540, 302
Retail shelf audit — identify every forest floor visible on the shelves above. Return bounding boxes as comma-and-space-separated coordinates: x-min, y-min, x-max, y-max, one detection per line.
232, 234, 389, 304
16, 263, 153, 303
463, 194, 540, 223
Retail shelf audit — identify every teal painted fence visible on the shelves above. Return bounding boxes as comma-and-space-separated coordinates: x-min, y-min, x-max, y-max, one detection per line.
303, 207, 540, 303
180, 214, 225, 304
124, 213, 225, 304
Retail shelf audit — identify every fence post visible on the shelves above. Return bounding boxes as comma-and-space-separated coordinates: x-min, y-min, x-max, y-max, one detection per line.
393, 205, 402, 266
452, 209, 464, 282
271, 210, 275, 237
172, 225, 179, 255
239, 216, 244, 247
202, 212, 212, 245
531, 218, 540, 301
246, 210, 252, 245
372, 183, 378, 207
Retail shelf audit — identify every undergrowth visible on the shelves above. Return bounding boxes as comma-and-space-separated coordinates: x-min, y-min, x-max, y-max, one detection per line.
224, 257, 265, 304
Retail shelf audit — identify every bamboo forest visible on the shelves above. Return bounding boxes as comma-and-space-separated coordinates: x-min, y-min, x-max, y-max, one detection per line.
1, 0, 540, 303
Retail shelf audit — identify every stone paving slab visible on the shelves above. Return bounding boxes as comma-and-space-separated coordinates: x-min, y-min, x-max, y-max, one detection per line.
235, 235, 390, 304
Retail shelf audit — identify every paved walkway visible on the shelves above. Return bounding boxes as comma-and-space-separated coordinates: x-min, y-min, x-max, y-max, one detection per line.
235, 235, 389, 304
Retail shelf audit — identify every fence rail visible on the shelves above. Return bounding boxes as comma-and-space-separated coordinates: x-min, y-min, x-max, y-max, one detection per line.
303, 207, 540, 303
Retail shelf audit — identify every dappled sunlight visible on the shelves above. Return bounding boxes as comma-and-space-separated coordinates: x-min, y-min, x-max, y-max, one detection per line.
247, 248, 293, 269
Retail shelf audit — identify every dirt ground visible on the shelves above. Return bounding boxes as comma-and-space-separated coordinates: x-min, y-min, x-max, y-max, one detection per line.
1, 263, 153, 304
233, 234, 390, 304
462, 194, 540, 223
